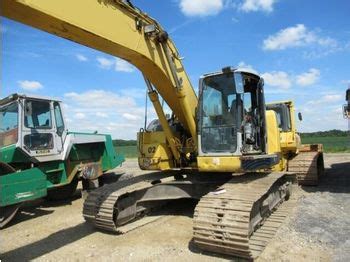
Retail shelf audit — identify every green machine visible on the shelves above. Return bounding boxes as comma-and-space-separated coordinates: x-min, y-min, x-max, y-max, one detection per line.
0, 93, 124, 228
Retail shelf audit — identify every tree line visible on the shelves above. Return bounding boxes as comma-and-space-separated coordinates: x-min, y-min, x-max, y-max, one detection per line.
113, 139, 137, 146
300, 129, 349, 137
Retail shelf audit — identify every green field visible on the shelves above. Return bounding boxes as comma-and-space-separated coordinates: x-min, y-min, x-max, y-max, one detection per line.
114, 135, 350, 158
301, 136, 350, 153
114, 145, 138, 158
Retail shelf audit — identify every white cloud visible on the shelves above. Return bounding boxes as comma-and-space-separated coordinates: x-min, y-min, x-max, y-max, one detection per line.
240, 0, 277, 13
76, 54, 88, 62
179, 0, 224, 17
235, 65, 321, 90
120, 87, 146, 99
97, 57, 134, 72
298, 93, 347, 131
261, 71, 292, 89
63, 89, 153, 139
237, 61, 258, 74
17, 80, 43, 91
65, 90, 135, 108
322, 94, 342, 102
96, 112, 108, 118
115, 58, 135, 73
178, 0, 277, 17
74, 112, 86, 119
319, 94, 342, 103
306, 94, 343, 106
341, 80, 350, 86
122, 113, 141, 121
296, 68, 320, 86
262, 68, 321, 89
97, 57, 114, 69
263, 24, 338, 51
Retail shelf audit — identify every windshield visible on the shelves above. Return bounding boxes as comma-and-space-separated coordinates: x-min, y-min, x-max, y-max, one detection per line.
24, 100, 52, 129
200, 73, 243, 153
0, 102, 19, 147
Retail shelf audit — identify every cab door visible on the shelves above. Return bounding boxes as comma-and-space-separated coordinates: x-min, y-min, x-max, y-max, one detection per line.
22, 99, 55, 156
53, 101, 66, 154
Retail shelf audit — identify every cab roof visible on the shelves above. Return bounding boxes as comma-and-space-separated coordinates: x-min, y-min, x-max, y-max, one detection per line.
0, 93, 61, 106
201, 67, 260, 80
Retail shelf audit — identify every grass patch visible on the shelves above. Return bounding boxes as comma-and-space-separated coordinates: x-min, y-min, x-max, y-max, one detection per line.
301, 136, 350, 153
114, 145, 138, 158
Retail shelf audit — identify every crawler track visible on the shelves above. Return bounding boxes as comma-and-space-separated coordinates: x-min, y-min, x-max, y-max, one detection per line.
193, 172, 292, 259
84, 171, 292, 259
83, 172, 174, 233
288, 148, 324, 185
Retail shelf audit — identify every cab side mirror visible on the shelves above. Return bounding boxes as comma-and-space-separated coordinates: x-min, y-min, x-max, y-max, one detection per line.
298, 112, 303, 121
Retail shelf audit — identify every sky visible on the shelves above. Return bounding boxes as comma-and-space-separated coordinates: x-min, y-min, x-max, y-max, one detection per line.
1, 0, 350, 139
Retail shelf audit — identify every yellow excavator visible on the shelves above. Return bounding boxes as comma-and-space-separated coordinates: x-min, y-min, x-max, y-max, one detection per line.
1, 0, 323, 259
266, 101, 324, 185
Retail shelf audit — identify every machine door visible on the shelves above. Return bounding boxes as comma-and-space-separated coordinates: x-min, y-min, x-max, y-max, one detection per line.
53, 101, 65, 153
21, 99, 60, 157
199, 72, 244, 154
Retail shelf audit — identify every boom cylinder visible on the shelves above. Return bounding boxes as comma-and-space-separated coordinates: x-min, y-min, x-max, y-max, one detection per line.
143, 76, 181, 163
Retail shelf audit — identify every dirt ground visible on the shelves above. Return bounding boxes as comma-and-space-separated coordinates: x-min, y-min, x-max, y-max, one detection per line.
1, 153, 349, 262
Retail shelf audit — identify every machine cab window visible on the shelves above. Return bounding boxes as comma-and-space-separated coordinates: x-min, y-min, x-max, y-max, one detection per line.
24, 100, 52, 129
266, 103, 291, 132
54, 102, 64, 136
23, 99, 54, 151
199, 70, 266, 155
200, 73, 243, 153
0, 102, 19, 147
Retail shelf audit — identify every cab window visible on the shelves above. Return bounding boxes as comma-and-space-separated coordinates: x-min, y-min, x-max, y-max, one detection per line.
54, 102, 64, 135
0, 102, 19, 146
24, 100, 52, 129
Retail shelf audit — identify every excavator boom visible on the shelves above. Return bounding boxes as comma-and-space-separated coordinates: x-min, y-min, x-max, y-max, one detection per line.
1, 0, 198, 150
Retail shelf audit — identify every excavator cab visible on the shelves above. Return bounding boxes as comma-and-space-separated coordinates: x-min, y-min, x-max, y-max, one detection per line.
198, 68, 267, 156
0, 94, 66, 158
197, 68, 279, 171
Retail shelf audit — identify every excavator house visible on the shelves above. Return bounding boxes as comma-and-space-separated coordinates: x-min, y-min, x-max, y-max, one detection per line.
1, 0, 324, 259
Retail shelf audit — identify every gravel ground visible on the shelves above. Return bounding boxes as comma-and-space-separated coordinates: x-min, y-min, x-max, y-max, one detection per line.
259, 153, 350, 262
1, 153, 349, 262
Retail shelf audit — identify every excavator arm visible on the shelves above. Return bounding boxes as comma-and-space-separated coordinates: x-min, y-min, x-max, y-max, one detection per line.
1, 0, 198, 163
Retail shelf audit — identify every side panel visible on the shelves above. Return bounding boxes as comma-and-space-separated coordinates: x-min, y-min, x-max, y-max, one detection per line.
0, 145, 29, 164
0, 168, 47, 206
197, 156, 241, 172
67, 134, 124, 173
265, 110, 285, 171
265, 111, 281, 155
137, 131, 174, 170
101, 134, 125, 171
